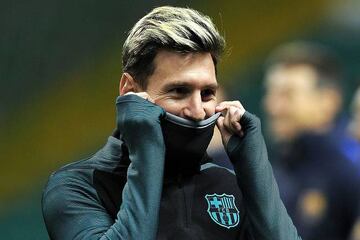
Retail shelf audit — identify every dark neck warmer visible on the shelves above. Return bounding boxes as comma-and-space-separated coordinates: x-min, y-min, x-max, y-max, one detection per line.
113, 112, 220, 178
161, 112, 220, 177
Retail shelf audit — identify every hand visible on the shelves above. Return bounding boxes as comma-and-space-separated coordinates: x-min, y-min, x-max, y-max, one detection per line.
125, 91, 155, 103
215, 100, 246, 147
116, 93, 165, 138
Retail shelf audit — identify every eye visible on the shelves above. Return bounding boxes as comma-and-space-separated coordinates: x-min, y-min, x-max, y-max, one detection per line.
169, 87, 190, 95
201, 89, 216, 101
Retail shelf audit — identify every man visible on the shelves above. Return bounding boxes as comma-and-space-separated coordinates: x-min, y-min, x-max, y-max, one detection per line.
42, 6, 300, 239
351, 214, 360, 240
344, 86, 360, 240
342, 86, 360, 171
263, 41, 360, 240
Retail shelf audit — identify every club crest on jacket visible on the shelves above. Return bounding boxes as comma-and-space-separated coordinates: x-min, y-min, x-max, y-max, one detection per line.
205, 193, 240, 229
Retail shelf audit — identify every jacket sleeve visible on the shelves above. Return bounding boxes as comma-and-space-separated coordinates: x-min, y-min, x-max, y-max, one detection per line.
226, 111, 302, 240
42, 94, 166, 240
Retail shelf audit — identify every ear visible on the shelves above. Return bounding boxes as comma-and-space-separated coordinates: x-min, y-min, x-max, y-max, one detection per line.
317, 87, 342, 127
321, 87, 342, 115
119, 73, 138, 95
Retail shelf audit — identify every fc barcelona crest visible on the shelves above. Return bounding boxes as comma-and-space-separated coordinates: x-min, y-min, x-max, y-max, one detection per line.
205, 193, 240, 229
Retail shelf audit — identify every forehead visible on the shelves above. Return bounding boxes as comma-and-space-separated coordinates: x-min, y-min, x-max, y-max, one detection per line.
265, 64, 318, 91
146, 50, 217, 88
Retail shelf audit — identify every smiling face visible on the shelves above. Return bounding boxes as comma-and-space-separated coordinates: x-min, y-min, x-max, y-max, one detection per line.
143, 50, 218, 121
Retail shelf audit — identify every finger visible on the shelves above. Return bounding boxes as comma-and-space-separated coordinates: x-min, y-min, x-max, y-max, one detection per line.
216, 101, 245, 115
124, 91, 135, 96
216, 115, 225, 132
218, 115, 234, 135
218, 100, 243, 109
217, 115, 232, 138
216, 116, 231, 146
137, 92, 149, 100
223, 106, 245, 138
217, 100, 246, 138
224, 108, 236, 134
126, 92, 155, 103
224, 107, 232, 130
229, 107, 242, 132
233, 122, 242, 133
141, 93, 155, 103
215, 105, 225, 112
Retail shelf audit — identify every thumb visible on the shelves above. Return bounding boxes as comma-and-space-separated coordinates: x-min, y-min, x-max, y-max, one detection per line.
216, 115, 225, 132
216, 116, 231, 146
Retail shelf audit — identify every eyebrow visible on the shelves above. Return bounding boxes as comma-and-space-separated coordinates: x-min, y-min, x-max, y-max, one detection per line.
163, 81, 219, 91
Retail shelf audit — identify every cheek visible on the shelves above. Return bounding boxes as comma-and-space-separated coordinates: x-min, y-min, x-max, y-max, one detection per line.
155, 98, 182, 115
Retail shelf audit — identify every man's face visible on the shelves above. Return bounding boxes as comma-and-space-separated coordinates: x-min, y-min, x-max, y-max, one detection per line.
145, 50, 218, 121
263, 64, 322, 141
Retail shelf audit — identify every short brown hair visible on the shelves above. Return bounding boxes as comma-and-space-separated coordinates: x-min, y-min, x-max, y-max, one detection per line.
122, 6, 225, 89
265, 41, 343, 90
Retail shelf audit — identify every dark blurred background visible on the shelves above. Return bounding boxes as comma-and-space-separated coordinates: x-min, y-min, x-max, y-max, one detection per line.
1, 0, 359, 239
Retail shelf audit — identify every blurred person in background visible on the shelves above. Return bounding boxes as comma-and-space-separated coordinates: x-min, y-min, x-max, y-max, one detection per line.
263, 41, 360, 240
350, 211, 360, 240
344, 86, 360, 240
340, 86, 360, 172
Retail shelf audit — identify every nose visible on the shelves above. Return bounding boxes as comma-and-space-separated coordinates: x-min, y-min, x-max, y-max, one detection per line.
183, 93, 206, 121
